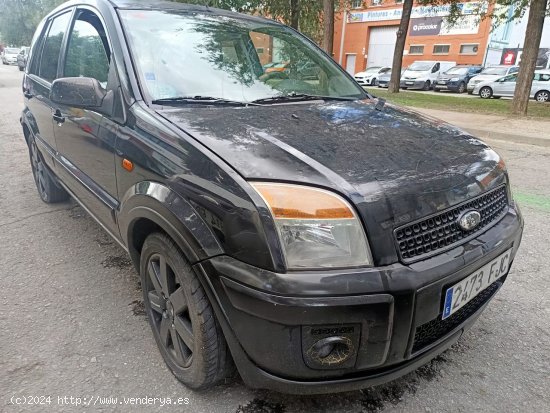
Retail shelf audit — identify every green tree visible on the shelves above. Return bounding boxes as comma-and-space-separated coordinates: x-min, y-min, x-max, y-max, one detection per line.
0, 0, 65, 46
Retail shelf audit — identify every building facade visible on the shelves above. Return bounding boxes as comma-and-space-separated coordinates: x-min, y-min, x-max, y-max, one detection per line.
333, 1, 494, 74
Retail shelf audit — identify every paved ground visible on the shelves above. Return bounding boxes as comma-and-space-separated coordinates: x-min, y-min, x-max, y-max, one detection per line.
1, 64, 549, 413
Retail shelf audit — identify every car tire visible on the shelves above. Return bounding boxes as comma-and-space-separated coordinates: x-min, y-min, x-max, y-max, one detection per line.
422, 81, 431, 91
479, 86, 493, 99
140, 232, 232, 389
28, 138, 69, 203
467, 90, 474, 95
371, 78, 377, 86
18, 65, 24, 71
458, 82, 466, 93
401, 87, 408, 90
534, 90, 549, 102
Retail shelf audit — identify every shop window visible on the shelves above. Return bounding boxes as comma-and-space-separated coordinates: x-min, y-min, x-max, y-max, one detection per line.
433, 44, 450, 55
352, 0, 363, 8
409, 45, 424, 55
460, 44, 479, 54
371, 0, 383, 6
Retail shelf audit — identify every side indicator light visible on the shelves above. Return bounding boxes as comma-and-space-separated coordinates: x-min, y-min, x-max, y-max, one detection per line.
122, 158, 134, 172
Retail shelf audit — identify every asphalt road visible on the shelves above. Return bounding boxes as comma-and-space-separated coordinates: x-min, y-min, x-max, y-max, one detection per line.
1, 63, 549, 413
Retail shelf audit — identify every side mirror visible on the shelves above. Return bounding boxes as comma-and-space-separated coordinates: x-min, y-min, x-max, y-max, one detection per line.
50, 77, 106, 108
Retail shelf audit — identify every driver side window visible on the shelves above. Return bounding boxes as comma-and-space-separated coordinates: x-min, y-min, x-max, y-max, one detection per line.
502, 74, 518, 83
64, 10, 110, 86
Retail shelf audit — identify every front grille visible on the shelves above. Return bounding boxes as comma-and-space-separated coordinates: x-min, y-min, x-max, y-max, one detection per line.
412, 280, 501, 353
394, 186, 508, 262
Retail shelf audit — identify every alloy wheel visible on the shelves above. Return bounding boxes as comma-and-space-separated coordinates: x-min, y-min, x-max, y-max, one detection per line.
535, 91, 549, 102
30, 141, 48, 200
480, 87, 492, 99
145, 253, 194, 368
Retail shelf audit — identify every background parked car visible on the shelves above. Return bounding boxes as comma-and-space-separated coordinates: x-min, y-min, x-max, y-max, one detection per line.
17, 47, 29, 71
1, 47, 20, 65
354, 66, 391, 86
474, 70, 550, 102
467, 65, 519, 94
433, 65, 483, 93
400, 60, 456, 90
377, 70, 392, 88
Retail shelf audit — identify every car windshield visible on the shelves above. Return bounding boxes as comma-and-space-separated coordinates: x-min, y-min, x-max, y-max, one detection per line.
119, 10, 365, 103
5, 48, 20, 54
408, 62, 433, 71
445, 67, 468, 75
481, 67, 508, 75
364, 67, 381, 73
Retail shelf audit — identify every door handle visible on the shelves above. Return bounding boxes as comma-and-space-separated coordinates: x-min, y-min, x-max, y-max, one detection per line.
52, 109, 65, 125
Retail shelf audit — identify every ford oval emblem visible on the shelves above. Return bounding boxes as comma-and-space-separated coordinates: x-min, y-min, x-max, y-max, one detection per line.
458, 210, 481, 231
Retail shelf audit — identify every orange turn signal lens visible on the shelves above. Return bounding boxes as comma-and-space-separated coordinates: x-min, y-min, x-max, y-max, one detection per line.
122, 158, 134, 172
251, 182, 354, 219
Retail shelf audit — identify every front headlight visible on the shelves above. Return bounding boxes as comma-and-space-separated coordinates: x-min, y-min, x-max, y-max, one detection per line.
251, 182, 373, 269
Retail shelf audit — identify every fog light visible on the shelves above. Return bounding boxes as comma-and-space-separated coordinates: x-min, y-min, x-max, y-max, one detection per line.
302, 324, 360, 370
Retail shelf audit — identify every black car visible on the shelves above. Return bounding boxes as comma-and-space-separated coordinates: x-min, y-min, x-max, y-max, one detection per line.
21, 0, 523, 394
434, 65, 483, 93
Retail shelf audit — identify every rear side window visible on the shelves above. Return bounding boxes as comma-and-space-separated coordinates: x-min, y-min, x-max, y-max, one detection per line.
64, 10, 110, 85
39, 12, 71, 82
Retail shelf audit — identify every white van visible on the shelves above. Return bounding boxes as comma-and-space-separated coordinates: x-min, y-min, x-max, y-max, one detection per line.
400, 60, 456, 90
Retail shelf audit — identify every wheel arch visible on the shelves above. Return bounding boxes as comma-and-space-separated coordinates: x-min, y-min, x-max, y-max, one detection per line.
118, 181, 224, 270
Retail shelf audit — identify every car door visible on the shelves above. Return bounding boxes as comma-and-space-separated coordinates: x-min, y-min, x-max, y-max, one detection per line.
52, 8, 122, 237
498, 74, 518, 97
24, 10, 73, 171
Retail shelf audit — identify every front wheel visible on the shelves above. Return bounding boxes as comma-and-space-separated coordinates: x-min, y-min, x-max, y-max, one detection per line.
422, 81, 431, 91
535, 90, 549, 102
479, 86, 493, 99
371, 78, 377, 86
458, 82, 466, 93
140, 233, 232, 389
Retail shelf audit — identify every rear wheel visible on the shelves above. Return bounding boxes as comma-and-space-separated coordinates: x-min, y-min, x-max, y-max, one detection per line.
458, 82, 466, 93
28, 138, 69, 203
140, 233, 231, 389
479, 86, 493, 99
535, 90, 549, 102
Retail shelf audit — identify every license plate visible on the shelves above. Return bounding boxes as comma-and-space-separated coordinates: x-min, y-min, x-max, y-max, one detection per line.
438, 81, 447, 85
442, 249, 512, 319
406, 81, 414, 85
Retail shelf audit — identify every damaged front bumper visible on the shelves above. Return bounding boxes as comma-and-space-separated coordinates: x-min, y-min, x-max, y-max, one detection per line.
193, 204, 523, 394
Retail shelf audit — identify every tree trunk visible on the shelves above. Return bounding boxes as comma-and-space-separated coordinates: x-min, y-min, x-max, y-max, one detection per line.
511, 0, 548, 115
322, 0, 335, 56
388, 0, 413, 93
290, 0, 300, 30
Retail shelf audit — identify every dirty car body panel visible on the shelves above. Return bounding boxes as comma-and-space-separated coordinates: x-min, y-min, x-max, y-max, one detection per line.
20, 0, 523, 394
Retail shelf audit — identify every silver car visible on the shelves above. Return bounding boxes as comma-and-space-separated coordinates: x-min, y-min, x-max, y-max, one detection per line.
467, 65, 519, 94
473, 70, 550, 102
354, 66, 391, 86
1, 47, 21, 65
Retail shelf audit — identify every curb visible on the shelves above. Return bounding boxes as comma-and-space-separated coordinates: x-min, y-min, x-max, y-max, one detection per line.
463, 128, 550, 148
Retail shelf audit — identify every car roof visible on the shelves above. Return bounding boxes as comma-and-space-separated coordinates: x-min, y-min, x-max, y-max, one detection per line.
105, 0, 275, 24
52, 0, 278, 26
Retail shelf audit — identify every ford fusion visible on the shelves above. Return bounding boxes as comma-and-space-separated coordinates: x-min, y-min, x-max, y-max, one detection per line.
21, 0, 523, 394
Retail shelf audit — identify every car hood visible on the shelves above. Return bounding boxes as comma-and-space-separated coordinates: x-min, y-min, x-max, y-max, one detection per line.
158, 99, 507, 263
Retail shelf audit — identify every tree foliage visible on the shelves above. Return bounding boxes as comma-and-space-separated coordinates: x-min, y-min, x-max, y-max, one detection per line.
0, 0, 65, 46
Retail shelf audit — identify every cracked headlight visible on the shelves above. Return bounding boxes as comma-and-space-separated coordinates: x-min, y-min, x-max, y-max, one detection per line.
252, 182, 373, 269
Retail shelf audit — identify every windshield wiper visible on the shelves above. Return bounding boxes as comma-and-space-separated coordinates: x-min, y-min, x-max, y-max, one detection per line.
152, 96, 249, 106
251, 93, 357, 105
